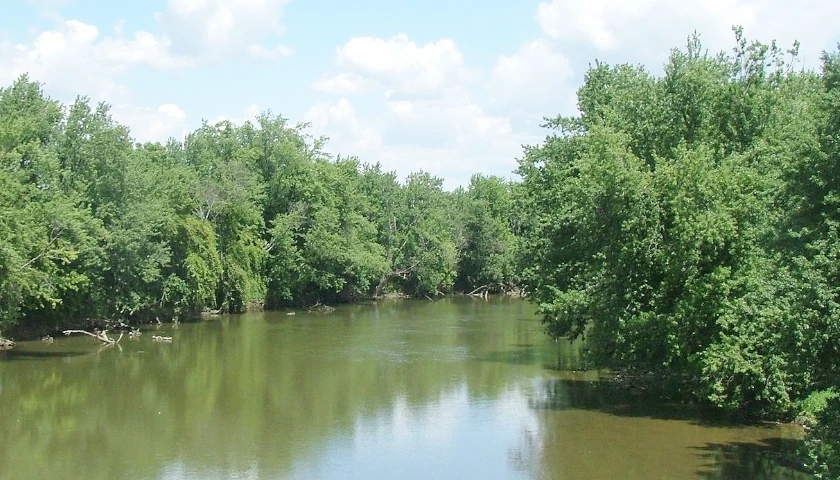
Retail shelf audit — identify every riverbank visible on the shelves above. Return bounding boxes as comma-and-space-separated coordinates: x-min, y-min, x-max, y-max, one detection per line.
1, 289, 527, 344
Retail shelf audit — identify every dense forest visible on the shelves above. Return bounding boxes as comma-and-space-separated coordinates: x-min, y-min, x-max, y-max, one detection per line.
0, 77, 519, 337
518, 30, 840, 477
1, 29, 839, 476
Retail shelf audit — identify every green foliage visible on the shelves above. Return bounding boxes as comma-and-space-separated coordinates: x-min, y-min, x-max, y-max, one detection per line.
518, 31, 840, 473
0, 78, 103, 330
0, 75, 513, 333
455, 174, 519, 292
796, 388, 838, 427
807, 393, 840, 478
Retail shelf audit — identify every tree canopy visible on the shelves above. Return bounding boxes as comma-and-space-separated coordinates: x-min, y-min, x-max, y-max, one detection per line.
0, 78, 519, 334
517, 30, 840, 477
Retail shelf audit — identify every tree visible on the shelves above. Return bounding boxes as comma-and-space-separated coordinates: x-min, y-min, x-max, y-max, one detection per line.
517, 30, 835, 421
455, 174, 518, 292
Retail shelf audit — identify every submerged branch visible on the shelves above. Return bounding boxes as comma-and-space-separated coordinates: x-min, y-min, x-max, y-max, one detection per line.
63, 329, 122, 345
0, 337, 14, 351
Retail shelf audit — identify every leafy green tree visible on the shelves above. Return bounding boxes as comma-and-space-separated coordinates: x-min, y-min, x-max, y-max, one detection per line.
178, 121, 267, 312
455, 174, 518, 292
0, 77, 103, 330
364, 170, 458, 297
517, 29, 836, 422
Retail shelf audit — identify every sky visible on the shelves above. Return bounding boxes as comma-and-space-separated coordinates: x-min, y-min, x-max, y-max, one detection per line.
1, 0, 839, 188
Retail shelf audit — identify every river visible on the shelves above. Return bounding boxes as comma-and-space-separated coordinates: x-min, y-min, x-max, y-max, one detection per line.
0, 297, 808, 479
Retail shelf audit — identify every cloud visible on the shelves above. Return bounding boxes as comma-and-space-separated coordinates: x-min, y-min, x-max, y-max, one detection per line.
245, 44, 294, 60
304, 98, 383, 152
535, 0, 755, 52
306, 33, 535, 187
0, 19, 132, 102
314, 35, 475, 99
304, 94, 530, 189
534, 0, 840, 68
303, 3, 840, 188
382, 89, 512, 148
311, 72, 377, 95
488, 39, 576, 116
2, 0, 294, 94
111, 103, 189, 143
1, 0, 295, 148
211, 103, 263, 126
157, 0, 293, 61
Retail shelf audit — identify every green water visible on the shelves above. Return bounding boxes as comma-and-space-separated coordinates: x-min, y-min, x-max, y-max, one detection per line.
0, 298, 807, 479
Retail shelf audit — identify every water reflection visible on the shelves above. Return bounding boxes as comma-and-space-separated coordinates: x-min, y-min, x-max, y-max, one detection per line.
0, 298, 806, 479
519, 378, 808, 479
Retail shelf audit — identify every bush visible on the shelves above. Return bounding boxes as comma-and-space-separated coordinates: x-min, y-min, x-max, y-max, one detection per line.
806, 392, 840, 478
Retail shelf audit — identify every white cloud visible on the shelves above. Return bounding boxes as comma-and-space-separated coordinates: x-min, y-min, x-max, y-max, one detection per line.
304, 3, 840, 189
534, 0, 839, 65
320, 35, 475, 98
111, 103, 189, 143
246, 43, 294, 60
98, 31, 183, 70
488, 39, 576, 115
536, 0, 655, 51
212, 103, 263, 126
2, 0, 294, 97
382, 89, 512, 147
0, 19, 131, 102
1, 0, 295, 149
306, 33, 531, 187
304, 98, 383, 152
311, 72, 377, 95
535, 0, 754, 52
158, 0, 292, 60
304, 94, 529, 188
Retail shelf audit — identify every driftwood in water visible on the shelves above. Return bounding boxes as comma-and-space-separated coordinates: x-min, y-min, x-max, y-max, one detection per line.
467, 282, 523, 299
308, 302, 335, 314
63, 329, 124, 345
152, 335, 173, 343
0, 337, 14, 351
468, 284, 495, 299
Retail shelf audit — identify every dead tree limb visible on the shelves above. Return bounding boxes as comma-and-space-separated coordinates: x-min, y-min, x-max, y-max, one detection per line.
63, 329, 122, 346
468, 284, 491, 296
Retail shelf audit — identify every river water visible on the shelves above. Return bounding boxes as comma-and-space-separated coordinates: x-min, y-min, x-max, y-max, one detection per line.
0, 298, 808, 479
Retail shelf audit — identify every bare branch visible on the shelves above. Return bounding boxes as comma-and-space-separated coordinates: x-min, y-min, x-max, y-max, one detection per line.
19, 224, 66, 271
63, 329, 122, 345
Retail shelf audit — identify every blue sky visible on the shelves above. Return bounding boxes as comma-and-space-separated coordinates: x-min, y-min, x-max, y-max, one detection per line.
2, 0, 839, 188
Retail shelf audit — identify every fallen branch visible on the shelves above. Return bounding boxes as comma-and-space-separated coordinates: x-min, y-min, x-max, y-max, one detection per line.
63, 329, 123, 345
468, 284, 491, 296
308, 301, 335, 314
152, 335, 173, 343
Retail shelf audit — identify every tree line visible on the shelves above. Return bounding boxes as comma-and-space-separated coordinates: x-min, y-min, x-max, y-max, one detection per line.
0, 77, 519, 335
517, 29, 840, 477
